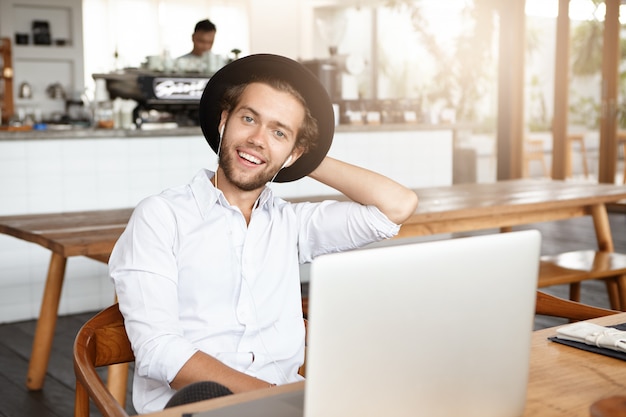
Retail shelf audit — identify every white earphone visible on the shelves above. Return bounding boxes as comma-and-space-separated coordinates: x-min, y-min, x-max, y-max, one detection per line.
219, 124, 225, 137
281, 155, 293, 169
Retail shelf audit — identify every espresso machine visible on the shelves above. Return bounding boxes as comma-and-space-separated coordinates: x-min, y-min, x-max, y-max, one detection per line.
93, 69, 211, 128
301, 58, 342, 103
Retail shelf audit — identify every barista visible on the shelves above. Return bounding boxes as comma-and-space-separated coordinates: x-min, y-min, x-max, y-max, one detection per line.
178, 19, 217, 59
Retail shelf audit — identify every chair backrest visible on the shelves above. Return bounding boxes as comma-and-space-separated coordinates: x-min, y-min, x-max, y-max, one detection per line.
535, 290, 619, 321
73, 303, 133, 417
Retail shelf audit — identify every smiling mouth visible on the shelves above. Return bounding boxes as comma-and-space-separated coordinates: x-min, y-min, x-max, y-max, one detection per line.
238, 151, 262, 165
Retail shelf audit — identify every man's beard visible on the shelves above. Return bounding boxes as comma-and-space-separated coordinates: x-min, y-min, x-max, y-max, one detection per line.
218, 149, 279, 191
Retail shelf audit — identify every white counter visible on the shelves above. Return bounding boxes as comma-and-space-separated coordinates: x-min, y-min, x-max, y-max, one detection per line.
0, 127, 452, 322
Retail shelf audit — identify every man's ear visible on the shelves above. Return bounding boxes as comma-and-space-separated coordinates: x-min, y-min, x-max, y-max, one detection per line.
285, 147, 305, 168
218, 111, 228, 137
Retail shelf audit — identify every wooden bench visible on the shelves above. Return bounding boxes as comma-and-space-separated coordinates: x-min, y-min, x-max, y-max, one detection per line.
539, 250, 626, 309
566, 133, 590, 178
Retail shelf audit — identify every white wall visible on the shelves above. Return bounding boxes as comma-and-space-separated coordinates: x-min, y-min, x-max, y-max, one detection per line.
247, 0, 303, 59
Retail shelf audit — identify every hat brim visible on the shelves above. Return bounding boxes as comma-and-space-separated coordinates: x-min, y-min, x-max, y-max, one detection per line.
199, 54, 335, 183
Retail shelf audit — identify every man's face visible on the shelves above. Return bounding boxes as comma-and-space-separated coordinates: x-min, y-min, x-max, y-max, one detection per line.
217, 83, 305, 192
192, 30, 215, 55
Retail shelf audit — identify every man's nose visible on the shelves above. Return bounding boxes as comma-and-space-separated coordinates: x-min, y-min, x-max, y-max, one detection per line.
247, 127, 268, 147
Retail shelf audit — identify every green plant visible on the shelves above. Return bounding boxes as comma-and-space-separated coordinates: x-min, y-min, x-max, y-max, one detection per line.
568, 0, 626, 128
527, 74, 550, 131
569, 94, 600, 128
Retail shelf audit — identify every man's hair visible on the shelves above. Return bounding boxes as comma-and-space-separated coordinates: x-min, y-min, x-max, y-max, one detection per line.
220, 78, 319, 155
195, 19, 216, 33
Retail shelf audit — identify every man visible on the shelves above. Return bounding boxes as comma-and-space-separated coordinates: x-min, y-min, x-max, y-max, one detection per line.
179, 19, 216, 59
109, 54, 418, 413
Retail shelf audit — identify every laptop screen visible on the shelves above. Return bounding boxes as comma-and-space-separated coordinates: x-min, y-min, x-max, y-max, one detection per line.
304, 230, 540, 417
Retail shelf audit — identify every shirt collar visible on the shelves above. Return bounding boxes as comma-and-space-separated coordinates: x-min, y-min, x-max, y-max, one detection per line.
190, 169, 276, 218
256, 186, 274, 209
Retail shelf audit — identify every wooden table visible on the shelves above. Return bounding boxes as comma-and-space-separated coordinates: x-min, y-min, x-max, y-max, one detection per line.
395, 179, 626, 309
396, 179, 626, 241
524, 313, 626, 416
142, 312, 626, 417
3, 179, 626, 390
0, 208, 132, 390
306, 179, 626, 302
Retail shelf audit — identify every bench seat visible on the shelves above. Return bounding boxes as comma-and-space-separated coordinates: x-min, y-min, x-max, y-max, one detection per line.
539, 250, 626, 310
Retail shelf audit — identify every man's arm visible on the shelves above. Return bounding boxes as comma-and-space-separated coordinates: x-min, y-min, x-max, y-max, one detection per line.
308, 156, 418, 224
171, 351, 274, 393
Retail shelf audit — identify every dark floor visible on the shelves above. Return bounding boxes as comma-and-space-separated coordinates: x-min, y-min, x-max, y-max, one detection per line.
0, 212, 624, 417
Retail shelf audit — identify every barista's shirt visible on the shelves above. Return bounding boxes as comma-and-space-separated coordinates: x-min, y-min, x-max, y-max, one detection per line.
175, 51, 220, 72
109, 169, 399, 413
176, 52, 202, 60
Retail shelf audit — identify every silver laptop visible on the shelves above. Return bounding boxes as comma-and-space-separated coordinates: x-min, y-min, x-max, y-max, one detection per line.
304, 230, 540, 417
194, 230, 541, 417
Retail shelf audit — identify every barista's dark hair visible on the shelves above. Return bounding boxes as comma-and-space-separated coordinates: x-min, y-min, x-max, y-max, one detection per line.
220, 78, 319, 155
195, 19, 216, 33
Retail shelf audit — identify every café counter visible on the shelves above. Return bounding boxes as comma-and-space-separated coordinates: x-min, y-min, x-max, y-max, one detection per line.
0, 122, 465, 139
0, 122, 455, 323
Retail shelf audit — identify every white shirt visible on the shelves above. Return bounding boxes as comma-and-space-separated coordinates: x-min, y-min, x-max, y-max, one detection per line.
109, 169, 399, 413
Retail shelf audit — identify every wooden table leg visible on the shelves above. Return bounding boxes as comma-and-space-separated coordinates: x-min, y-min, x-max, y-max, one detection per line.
26, 252, 67, 390
590, 203, 614, 250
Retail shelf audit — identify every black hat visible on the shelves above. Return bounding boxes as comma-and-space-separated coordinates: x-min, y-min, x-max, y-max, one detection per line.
198, 54, 335, 182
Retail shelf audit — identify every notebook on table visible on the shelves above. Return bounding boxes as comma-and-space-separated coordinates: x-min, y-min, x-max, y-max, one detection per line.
193, 230, 541, 417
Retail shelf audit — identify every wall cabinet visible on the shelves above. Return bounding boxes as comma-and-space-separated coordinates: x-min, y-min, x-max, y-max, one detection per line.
0, 0, 84, 121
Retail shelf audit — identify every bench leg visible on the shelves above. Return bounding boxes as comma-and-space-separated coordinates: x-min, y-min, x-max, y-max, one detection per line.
613, 274, 626, 311
589, 203, 623, 309
569, 282, 581, 302
604, 277, 621, 311
27, 252, 67, 390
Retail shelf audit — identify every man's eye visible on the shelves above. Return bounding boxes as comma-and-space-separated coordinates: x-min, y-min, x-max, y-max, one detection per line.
275, 130, 285, 138
243, 115, 254, 123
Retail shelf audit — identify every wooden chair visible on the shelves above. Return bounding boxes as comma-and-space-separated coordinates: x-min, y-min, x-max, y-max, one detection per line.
539, 250, 626, 310
566, 133, 590, 178
74, 303, 309, 417
523, 137, 549, 178
74, 303, 133, 417
619, 131, 626, 184
535, 290, 619, 321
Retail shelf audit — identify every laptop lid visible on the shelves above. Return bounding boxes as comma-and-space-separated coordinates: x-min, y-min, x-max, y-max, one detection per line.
304, 230, 541, 417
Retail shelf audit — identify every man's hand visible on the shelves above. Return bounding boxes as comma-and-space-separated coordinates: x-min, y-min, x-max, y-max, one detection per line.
171, 351, 274, 394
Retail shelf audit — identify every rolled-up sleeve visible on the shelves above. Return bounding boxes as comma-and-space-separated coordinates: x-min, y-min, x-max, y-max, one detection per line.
295, 200, 400, 263
109, 196, 197, 384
